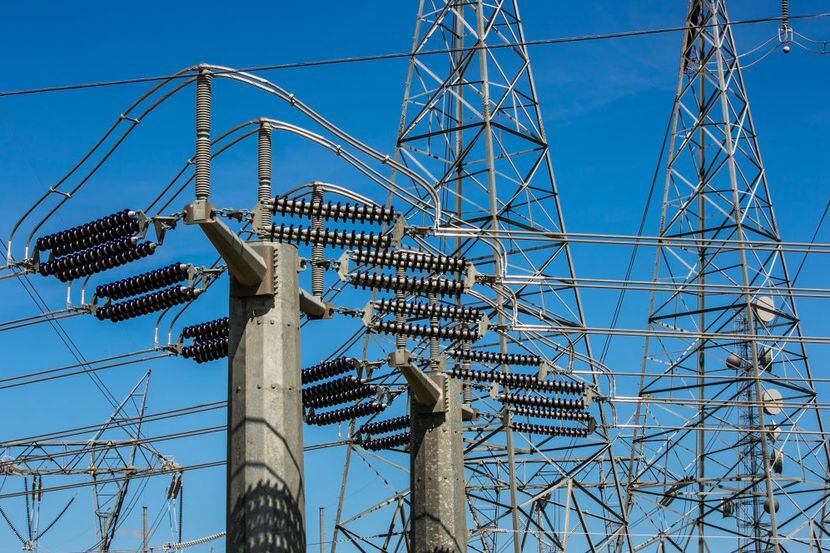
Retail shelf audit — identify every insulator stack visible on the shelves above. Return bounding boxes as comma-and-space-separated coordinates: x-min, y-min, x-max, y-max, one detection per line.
350, 272, 464, 297
303, 384, 377, 409
359, 431, 410, 451
509, 404, 592, 422
450, 368, 584, 395
188, 328, 227, 343
305, 402, 387, 426
310, 187, 325, 298
181, 317, 229, 364
188, 330, 228, 344
182, 317, 229, 340
52, 221, 140, 257
195, 70, 212, 200
95, 286, 202, 322
302, 376, 361, 402
352, 249, 466, 274
301, 357, 358, 384
257, 122, 272, 237
359, 416, 411, 436
500, 393, 585, 410
182, 337, 228, 363
39, 239, 156, 282
272, 197, 396, 224
512, 422, 590, 438
446, 349, 542, 367
497, 372, 584, 394
374, 299, 482, 322
373, 321, 479, 342
40, 236, 139, 273
95, 263, 190, 300
270, 225, 392, 250
36, 209, 137, 254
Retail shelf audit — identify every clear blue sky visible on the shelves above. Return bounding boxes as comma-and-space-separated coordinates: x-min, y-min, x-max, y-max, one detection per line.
0, 1, 828, 551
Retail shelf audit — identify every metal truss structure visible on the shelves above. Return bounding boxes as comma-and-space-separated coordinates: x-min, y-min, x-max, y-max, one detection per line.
0, 0, 827, 551
623, 1, 830, 551
329, 1, 627, 551
0, 372, 183, 551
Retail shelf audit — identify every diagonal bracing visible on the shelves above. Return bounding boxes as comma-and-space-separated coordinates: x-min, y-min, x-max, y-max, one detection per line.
624, 1, 830, 551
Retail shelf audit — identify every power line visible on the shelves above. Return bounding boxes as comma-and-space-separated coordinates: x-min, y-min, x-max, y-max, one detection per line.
2, 426, 225, 470
0, 236, 121, 410
793, 199, 830, 285
0, 461, 225, 500
0, 349, 171, 391
0, 12, 828, 98
0, 401, 226, 446
598, 92, 673, 366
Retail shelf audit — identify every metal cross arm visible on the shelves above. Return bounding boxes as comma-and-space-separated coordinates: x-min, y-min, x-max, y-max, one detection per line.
184, 200, 265, 287
184, 199, 329, 316
389, 348, 444, 410
388, 348, 475, 421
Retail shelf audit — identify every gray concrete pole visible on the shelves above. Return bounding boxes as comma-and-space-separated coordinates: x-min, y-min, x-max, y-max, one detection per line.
409, 373, 467, 552
227, 241, 304, 553
318, 507, 325, 553
142, 506, 148, 553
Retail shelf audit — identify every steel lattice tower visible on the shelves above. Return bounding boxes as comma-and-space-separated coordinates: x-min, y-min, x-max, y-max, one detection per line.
380, 0, 629, 550
625, 1, 830, 550
0, 372, 181, 552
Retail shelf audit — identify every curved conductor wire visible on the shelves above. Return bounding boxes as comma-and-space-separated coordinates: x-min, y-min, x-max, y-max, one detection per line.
14, 73, 199, 258
209, 69, 442, 222
7, 62, 448, 270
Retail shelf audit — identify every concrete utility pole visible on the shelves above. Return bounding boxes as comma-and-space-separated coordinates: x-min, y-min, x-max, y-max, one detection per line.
184, 68, 317, 553
227, 240, 303, 552
410, 375, 466, 551
391, 351, 467, 552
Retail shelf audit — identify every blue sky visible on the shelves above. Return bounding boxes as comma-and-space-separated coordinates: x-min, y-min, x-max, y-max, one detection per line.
0, 1, 828, 551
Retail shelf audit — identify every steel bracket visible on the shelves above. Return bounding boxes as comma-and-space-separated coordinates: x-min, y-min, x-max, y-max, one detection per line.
299, 288, 333, 319
251, 202, 268, 237
389, 349, 447, 412
185, 201, 274, 296
151, 216, 178, 246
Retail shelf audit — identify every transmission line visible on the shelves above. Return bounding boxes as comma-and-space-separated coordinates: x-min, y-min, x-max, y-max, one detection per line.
0, 401, 226, 446
0, 12, 827, 98
793, 199, 830, 285
0, 237, 122, 410
0, 461, 225, 500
